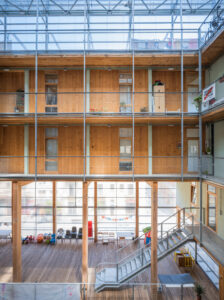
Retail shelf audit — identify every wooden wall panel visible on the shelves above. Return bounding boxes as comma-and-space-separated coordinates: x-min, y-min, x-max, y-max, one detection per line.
58, 126, 83, 174
29, 126, 83, 174
152, 71, 181, 112
152, 126, 181, 174
90, 126, 119, 174
90, 125, 148, 175
29, 71, 45, 113
134, 69, 148, 112
134, 126, 148, 174
58, 70, 83, 113
0, 126, 24, 173
90, 70, 120, 113
0, 72, 24, 113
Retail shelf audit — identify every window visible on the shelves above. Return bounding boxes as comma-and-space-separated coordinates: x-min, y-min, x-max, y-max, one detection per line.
119, 128, 132, 172
207, 184, 217, 231
45, 128, 58, 171
120, 86, 132, 113
45, 74, 58, 113
119, 73, 132, 113
191, 182, 197, 204
15, 89, 24, 112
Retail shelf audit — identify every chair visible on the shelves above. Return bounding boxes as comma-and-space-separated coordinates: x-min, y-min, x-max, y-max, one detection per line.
57, 228, 64, 239
78, 228, 82, 239
71, 226, 77, 239
65, 230, 71, 239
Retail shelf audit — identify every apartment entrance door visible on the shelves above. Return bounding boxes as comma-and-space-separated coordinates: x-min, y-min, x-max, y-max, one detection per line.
188, 140, 199, 172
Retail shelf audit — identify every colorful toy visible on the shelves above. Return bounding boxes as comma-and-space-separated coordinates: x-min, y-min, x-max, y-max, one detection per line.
45, 234, 51, 244
22, 236, 29, 244
50, 234, 56, 245
143, 226, 151, 245
37, 233, 44, 243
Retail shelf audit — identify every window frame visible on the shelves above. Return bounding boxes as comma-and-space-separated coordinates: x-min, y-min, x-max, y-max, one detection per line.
45, 128, 58, 172
45, 74, 58, 113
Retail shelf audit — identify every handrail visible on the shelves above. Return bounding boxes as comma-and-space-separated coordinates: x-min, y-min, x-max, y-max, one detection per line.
95, 208, 195, 276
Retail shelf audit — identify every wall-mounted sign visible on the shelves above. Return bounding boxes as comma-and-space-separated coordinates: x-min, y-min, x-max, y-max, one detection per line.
202, 83, 216, 103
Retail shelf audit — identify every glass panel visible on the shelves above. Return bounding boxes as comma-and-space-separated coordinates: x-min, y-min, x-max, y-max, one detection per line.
45, 85, 57, 105
120, 139, 131, 157
119, 128, 132, 138
46, 139, 58, 158
45, 128, 58, 138
45, 74, 58, 84
45, 161, 58, 171
208, 194, 216, 231
208, 185, 216, 193
119, 161, 132, 171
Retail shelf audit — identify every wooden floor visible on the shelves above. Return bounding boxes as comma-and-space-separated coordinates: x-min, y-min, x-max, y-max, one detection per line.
0, 240, 219, 299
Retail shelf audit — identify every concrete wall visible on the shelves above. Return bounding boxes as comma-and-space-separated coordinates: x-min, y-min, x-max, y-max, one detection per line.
214, 121, 224, 179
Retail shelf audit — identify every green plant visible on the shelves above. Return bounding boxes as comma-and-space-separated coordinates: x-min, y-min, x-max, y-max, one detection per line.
195, 283, 205, 297
120, 102, 126, 107
140, 107, 148, 112
206, 146, 211, 154
193, 95, 202, 110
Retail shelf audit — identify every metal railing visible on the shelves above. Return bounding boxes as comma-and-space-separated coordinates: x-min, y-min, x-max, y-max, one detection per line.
95, 207, 195, 283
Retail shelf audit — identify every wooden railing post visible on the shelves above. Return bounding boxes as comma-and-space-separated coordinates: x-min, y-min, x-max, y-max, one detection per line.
94, 181, 97, 243
52, 181, 56, 235
151, 181, 158, 299
136, 182, 139, 238
12, 181, 22, 282
82, 181, 88, 284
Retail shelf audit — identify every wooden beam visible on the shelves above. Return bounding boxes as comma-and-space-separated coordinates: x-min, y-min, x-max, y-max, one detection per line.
219, 264, 224, 300
177, 206, 181, 229
53, 181, 56, 235
94, 181, 98, 243
151, 181, 158, 297
12, 181, 22, 282
82, 181, 88, 283
135, 181, 139, 238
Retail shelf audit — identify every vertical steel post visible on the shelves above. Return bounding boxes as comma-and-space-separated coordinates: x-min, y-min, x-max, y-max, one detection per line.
4, 16, 7, 51
180, 0, 184, 180
132, 0, 135, 181
198, 28, 203, 244
83, 2, 87, 182
34, 0, 39, 237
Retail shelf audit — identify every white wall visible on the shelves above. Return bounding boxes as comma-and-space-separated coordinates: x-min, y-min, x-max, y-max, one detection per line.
217, 188, 224, 239
205, 54, 224, 102
214, 121, 224, 179
205, 54, 224, 85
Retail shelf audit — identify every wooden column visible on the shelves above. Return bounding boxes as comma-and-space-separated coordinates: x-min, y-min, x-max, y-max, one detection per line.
219, 264, 224, 300
135, 181, 139, 238
151, 181, 158, 297
12, 181, 22, 282
94, 182, 98, 243
52, 181, 56, 234
177, 207, 181, 229
82, 181, 88, 283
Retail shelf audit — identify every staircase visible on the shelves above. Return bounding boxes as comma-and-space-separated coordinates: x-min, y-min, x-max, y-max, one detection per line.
95, 209, 195, 292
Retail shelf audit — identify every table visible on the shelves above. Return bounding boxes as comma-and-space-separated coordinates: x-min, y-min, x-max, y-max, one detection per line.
116, 232, 135, 247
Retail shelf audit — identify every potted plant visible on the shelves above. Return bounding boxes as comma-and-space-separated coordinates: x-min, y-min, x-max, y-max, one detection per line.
140, 107, 148, 112
195, 283, 205, 300
120, 102, 127, 113
193, 95, 202, 111
206, 146, 211, 155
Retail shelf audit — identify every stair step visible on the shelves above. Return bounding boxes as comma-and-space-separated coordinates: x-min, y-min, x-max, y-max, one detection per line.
176, 231, 186, 240
122, 265, 127, 277
131, 259, 137, 271
158, 241, 165, 252
135, 256, 141, 268
144, 249, 150, 262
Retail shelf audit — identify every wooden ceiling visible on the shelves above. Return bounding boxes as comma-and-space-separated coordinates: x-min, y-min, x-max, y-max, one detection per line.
202, 29, 224, 66
0, 53, 198, 68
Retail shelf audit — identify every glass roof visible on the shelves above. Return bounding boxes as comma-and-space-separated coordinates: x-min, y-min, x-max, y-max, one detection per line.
0, 0, 223, 53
